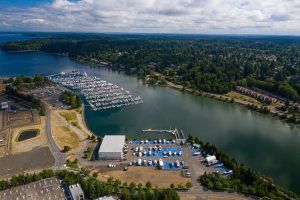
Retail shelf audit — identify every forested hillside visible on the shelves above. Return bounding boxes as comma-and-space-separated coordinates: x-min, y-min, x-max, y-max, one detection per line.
2, 34, 300, 100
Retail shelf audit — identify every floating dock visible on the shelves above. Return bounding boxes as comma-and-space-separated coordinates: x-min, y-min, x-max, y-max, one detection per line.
142, 128, 186, 144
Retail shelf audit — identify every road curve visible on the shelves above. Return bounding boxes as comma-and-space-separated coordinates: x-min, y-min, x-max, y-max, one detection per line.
44, 103, 66, 170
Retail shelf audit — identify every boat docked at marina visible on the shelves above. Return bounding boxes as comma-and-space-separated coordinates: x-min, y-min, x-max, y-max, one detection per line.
48, 71, 143, 111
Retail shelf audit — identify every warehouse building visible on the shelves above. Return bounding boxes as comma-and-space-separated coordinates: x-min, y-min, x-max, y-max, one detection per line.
98, 135, 125, 160
0, 177, 66, 200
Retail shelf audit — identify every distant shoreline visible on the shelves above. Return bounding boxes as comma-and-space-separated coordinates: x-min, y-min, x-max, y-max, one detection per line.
150, 72, 300, 129
4, 49, 300, 129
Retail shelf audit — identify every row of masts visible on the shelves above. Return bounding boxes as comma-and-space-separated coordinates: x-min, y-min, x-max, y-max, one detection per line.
48, 71, 143, 111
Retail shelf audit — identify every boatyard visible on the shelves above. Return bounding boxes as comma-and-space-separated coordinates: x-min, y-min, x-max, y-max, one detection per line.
48, 71, 143, 111
127, 139, 187, 172
90, 130, 235, 193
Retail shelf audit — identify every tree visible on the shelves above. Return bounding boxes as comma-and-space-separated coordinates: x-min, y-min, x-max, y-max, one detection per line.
145, 181, 152, 189
186, 182, 192, 189
114, 179, 121, 187
138, 183, 143, 189
214, 181, 223, 190
107, 177, 114, 184
63, 146, 71, 152
92, 172, 98, 178
177, 184, 183, 190
121, 188, 131, 200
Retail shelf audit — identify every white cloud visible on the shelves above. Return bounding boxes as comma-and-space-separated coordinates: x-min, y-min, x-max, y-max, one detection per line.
0, 0, 300, 34
22, 18, 47, 25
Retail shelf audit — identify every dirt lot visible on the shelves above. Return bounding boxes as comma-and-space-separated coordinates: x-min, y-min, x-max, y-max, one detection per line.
98, 167, 191, 188
11, 116, 47, 154
8, 110, 40, 128
0, 128, 9, 158
0, 110, 4, 130
51, 111, 82, 153
0, 84, 6, 93
0, 146, 54, 177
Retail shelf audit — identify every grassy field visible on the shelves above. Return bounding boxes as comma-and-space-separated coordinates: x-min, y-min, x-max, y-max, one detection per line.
58, 109, 92, 137
98, 167, 191, 188
226, 91, 262, 105
59, 126, 80, 151
52, 112, 82, 153
59, 110, 81, 129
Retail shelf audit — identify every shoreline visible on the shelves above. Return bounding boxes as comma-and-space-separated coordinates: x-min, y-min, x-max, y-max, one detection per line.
79, 104, 94, 137
4, 49, 299, 129
150, 73, 300, 129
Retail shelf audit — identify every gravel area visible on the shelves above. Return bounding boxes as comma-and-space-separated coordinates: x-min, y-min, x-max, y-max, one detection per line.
0, 146, 54, 177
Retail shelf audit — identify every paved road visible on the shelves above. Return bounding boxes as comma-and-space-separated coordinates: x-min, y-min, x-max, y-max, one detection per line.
44, 103, 66, 170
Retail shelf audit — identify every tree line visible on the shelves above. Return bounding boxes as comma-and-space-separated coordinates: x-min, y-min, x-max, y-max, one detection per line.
187, 135, 299, 200
0, 169, 180, 200
1, 34, 300, 100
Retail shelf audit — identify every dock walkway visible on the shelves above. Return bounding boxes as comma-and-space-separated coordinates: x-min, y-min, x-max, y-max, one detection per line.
142, 128, 186, 144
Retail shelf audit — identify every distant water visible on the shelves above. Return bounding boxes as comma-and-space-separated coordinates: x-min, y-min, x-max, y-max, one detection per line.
0, 33, 300, 194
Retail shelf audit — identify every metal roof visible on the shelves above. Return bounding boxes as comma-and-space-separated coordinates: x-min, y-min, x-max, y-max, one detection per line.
99, 135, 125, 153
69, 184, 84, 199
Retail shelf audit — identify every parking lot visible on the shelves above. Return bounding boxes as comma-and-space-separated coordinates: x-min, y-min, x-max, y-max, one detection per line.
127, 140, 184, 167
123, 139, 200, 181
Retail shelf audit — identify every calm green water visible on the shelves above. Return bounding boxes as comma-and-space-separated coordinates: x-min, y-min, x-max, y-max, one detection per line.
18, 130, 38, 142
1, 33, 300, 193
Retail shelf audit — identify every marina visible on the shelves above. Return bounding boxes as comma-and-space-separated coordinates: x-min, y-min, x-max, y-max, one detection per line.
48, 71, 143, 111
1, 34, 300, 193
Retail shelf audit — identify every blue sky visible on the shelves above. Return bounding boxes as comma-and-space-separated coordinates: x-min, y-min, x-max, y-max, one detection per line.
0, 0, 51, 7
0, 0, 300, 35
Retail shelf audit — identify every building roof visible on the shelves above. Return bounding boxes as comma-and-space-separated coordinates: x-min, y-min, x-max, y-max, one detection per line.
99, 135, 125, 153
1, 102, 9, 109
69, 183, 84, 199
206, 155, 217, 162
0, 177, 66, 200
96, 196, 115, 200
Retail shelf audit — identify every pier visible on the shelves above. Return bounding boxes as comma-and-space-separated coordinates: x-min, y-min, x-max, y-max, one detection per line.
142, 128, 186, 144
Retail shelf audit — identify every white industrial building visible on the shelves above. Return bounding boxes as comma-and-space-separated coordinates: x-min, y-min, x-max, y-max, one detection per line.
98, 135, 125, 160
